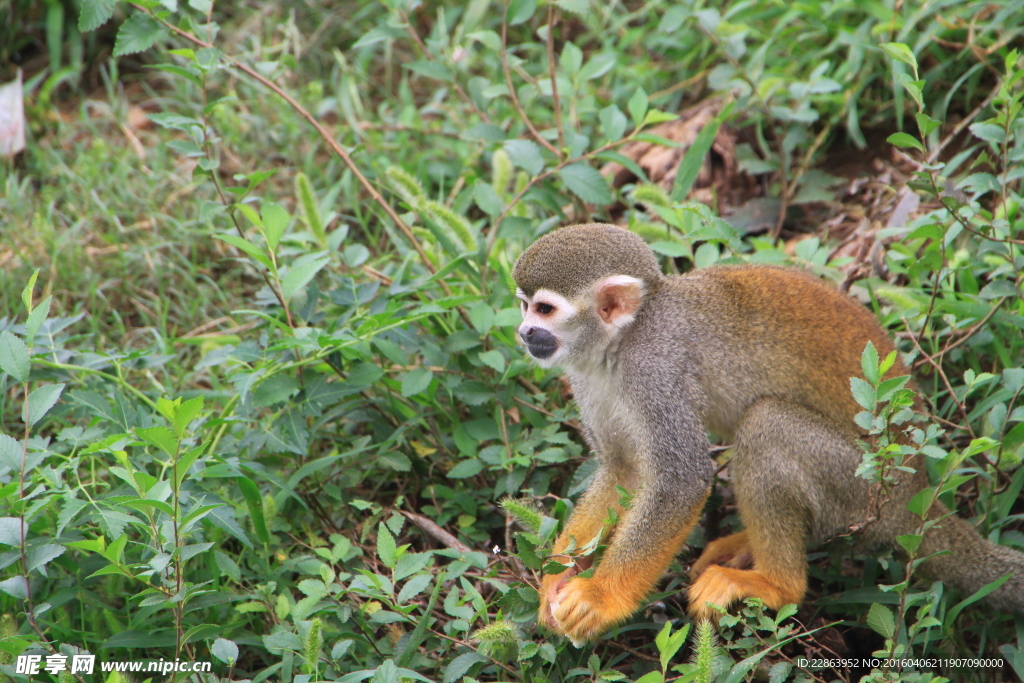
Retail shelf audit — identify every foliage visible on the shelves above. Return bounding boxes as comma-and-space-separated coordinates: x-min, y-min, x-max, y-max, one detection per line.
1, 0, 1024, 682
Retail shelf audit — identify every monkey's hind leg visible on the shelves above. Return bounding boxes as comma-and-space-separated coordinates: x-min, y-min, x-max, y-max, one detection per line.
690, 530, 754, 577
689, 398, 853, 620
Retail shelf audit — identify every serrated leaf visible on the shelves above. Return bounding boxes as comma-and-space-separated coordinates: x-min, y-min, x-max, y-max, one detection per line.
26, 544, 65, 573
137, 425, 178, 457
400, 368, 434, 397
211, 638, 238, 664
866, 602, 895, 638
377, 522, 397, 569
0, 576, 28, 599
448, 459, 484, 479
25, 296, 52, 341
473, 180, 505, 216
478, 350, 505, 373
26, 384, 64, 426
394, 551, 432, 581
504, 139, 544, 175
113, 13, 168, 57
896, 533, 922, 555
397, 573, 433, 604
0, 331, 30, 382
79, 0, 118, 32
281, 251, 330, 300
558, 163, 612, 204
849, 377, 876, 410
861, 341, 880, 385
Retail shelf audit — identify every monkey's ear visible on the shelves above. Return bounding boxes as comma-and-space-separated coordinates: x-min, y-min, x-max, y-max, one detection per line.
594, 275, 644, 328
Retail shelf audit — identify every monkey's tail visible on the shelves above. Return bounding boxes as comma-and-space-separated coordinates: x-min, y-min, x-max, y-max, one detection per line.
920, 513, 1024, 613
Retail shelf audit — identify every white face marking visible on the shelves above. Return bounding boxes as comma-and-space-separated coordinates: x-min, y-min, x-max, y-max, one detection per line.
516, 288, 577, 368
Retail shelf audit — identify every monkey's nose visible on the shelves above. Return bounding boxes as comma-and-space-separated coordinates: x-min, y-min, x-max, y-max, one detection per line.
520, 327, 557, 359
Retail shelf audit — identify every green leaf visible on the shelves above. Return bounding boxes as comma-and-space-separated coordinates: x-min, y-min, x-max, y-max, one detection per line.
377, 522, 398, 569
79, 0, 118, 32
896, 533, 922, 555
849, 377, 876, 410
555, 0, 589, 13
215, 232, 274, 270
25, 296, 52, 341
628, 87, 648, 127
560, 42, 583, 76
0, 331, 30, 382
448, 459, 484, 479
887, 132, 923, 151
21, 270, 39, 311
237, 476, 270, 544
175, 446, 205, 488
26, 544, 65, 573
504, 139, 545, 175
866, 602, 895, 638
281, 251, 330, 300
211, 638, 238, 665
26, 384, 64, 427
400, 368, 434, 397
915, 112, 940, 137
861, 341, 880, 385
478, 350, 505, 373
137, 425, 178, 457
261, 202, 289, 251
943, 572, 1013, 632
295, 173, 327, 247
599, 105, 628, 141
558, 163, 612, 204
507, 0, 537, 24
906, 488, 934, 519
672, 102, 732, 201
404, 60, 452, 82
113, 13, 168, 57
881, 42, 917, 72
172, 396, 204, 436
473, 180, 505, 217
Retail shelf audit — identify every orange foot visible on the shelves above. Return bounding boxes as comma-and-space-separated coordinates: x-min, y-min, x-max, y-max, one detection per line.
550, 576, 640, 646
690, 531, 753, 579
688, 565, 804, 621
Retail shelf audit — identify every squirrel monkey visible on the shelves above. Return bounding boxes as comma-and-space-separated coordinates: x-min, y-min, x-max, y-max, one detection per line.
512, 223, 1024, 644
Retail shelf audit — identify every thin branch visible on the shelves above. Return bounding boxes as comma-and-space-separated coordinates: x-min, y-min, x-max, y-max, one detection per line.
502, 5, 561, 157
901, 316, 976, 438
546, 4, 565, 153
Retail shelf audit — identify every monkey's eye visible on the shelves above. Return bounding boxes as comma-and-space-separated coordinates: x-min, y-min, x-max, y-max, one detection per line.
536, 303, 554, 315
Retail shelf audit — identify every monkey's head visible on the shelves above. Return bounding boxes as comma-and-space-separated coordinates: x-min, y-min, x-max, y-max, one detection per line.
512, 223, 665, 369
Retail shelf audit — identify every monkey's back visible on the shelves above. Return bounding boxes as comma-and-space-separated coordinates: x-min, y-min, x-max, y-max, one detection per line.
641, 264, 903, 438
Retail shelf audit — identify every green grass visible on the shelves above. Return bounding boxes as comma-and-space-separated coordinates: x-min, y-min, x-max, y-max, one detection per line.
1, 1, 1023, 682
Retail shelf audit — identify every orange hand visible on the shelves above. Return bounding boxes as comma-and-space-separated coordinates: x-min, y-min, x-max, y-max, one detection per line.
550, 573, 643, 646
